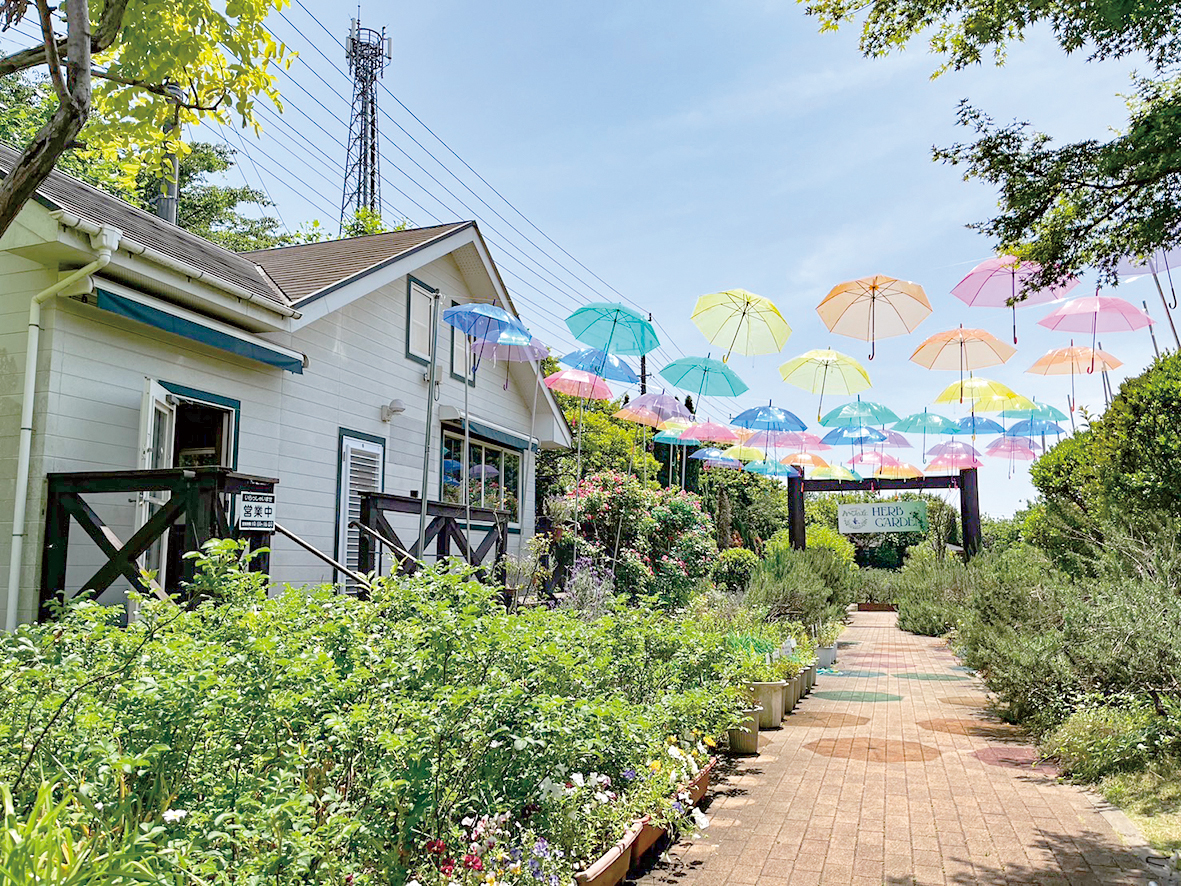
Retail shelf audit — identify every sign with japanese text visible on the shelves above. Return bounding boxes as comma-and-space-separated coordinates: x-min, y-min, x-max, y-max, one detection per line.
837, 501, 928, 534
236, 492, 276, 532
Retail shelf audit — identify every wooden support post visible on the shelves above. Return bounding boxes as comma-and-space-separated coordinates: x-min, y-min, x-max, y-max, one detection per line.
39, 476, 69, 619
787, 474, 806, 551
959, 468, 982, 559
358, 494, 377, 575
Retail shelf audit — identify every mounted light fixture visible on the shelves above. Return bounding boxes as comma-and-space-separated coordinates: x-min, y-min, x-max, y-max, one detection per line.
380, 398, 406, 422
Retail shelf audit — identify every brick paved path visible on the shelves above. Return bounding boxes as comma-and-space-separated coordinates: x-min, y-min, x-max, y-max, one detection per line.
643, 611, 1154, 886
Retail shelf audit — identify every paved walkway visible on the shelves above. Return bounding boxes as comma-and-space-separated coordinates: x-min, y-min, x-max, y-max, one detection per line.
643, 611, 1155, 886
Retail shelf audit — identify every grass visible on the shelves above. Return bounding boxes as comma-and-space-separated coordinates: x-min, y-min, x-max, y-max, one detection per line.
1100, 756, 1181, 853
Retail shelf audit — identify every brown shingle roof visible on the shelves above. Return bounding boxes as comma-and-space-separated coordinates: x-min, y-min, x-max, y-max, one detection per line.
241, 222, 473, 304
0, 143, 288, 307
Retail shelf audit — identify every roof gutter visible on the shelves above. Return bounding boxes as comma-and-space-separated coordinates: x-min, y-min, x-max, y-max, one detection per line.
50, 210, 301, 320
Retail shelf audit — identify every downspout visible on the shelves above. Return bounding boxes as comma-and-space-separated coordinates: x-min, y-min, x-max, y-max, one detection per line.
5, 225, 122, 631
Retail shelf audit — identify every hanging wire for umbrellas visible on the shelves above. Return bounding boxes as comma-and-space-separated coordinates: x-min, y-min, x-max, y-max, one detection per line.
691, 288, 792, 362
952, 254, 1079, 343
816, 274, 932, 360
779, 348, 871, 420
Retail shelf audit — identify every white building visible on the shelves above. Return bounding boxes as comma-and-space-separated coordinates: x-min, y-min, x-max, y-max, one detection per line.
0, 149, 570, 627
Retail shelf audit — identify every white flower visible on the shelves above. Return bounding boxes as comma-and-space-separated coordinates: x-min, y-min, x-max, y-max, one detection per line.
408, 881, 422, 886
594, 791, 610, 804
570, 772, 585, 788
93, 802, 104, 811
690, 808, 711, 830
162, 809, 188, 823
667, 745, 684, 760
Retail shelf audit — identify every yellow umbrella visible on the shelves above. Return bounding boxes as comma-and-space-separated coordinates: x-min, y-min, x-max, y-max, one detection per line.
721, 444, 765, 462
816, 274, 932, 359
779, 348, 871, 420
966, 392, 1036, 413
934, 377, 1019, 404
691, 289, 792, 362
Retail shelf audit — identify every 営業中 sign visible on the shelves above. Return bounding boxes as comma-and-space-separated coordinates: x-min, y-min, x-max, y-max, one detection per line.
236, 492, 276, 532
837, 501, 928, 534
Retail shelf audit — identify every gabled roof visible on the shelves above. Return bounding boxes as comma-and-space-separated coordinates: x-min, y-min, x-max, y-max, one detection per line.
0, 143, 288, 308
242, 222, 472, 304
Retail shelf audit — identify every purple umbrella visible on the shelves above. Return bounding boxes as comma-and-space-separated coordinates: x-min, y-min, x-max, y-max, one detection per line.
953, 255, 1079, 343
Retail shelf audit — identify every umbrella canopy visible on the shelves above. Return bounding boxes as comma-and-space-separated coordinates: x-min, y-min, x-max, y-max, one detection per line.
956, 415, 1006, 435
820, 399, 900, 427
620, 393, 692, 426
893, 410, 963, 436
877, 429, 913, 449
731, 404, 807, 432
926, 454, 984, 472
704, 457, 743, 470
566, 303, 659, 355
816, 274, 932, 359
745, 459, 800, 477
442, 303, 529, 341
781, 451, 829, 468
910, 326, 1016, 371
1004, 401, 1069, 422
812, 465, 862, 481
934, 377, 1019, 404
655, 427, 700, 445
1038, 296, 1153, 359
821, 426, 887, 446
559, 347, 639, 384
778, 431, 832, 450
779, 348, 871, 418
1006, 418, 1065, 437
875, 463, 924, 479
745, 430, 800, 448
1116, 247, 1181, 278
690, 447, 727, 460
471, 330, 548, 364
544, 369, 613, 400
691, 289, 792, 361
969, 392, 1037, 413
659, 356, 749, 397
927, 441, 982, 459
952, 255, 1079, 342
722, 444, 766, 462
613, 405, 665, 427
849, 451, 901, 468
986, 438, 1039, 460
1027, 344, 1122, 375
686, 421, 740, 445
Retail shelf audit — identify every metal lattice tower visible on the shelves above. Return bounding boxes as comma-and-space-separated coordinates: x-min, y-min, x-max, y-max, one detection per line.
340, 14, 391, 229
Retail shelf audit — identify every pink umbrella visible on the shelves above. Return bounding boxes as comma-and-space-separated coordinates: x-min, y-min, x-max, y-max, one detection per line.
926, 454, 984, 473
684, 421, 740, 444
926, 440, 982, 460
745, 429, 799, 448
849, 451, 901, 468
985, 438, 1038, 460
953, 255, 1079, 343
544, 369, 613, 400
1037, 295, 1153, 368
779, 431, 833, 451
876, 429, 913, 450
625, 392, 692, 425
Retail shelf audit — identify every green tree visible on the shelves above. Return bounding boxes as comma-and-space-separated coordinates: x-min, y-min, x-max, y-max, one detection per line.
0, 0, 287, 242
804, 0, 1181, 287
293, 207, 410, 243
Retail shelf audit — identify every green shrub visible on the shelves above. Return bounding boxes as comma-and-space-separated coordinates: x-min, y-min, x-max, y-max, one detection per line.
745, 543, 845, 625
1043, 703, 1166, 781
806, 524, 856, 570
713, 547, 759, 593
896, 597, 957, 636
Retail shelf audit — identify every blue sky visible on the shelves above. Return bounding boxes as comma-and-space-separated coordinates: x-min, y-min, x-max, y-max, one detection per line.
173, 4, 1177, 515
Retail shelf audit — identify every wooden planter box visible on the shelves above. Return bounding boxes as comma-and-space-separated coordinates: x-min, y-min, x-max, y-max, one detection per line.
857, 602, 899, 611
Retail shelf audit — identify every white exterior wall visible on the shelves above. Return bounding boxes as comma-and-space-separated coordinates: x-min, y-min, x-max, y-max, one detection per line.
3, 250, 544, 623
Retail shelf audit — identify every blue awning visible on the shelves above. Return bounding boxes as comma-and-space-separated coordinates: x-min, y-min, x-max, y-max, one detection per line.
453, 419, 535, 452
95, 288, 305, 374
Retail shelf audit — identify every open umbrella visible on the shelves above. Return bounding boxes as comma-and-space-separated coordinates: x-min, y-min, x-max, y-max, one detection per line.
952, 255, 1079, 343
1116, 248, 1181, 349
956, 415, 1006, 436
745, 459, 799, 477
934, 376, 1019, 405
910, 326, 1017, 395
704, 457, 743, 470
731, 404, 807, 432
875, 463, 924, 479
779, 348, 871, 420
781, 451, 829, 469
894, 409, 963, 454
685, 421, 740, 445
1037, 295, 1153, 367
691, 289, 792, 362
876, 429, 914, 450
926, 454, 984, 473
722, 444, 766, 462
820, 399, 901, 428
986, 438, 1039, 459
744, 430, 800, 449
659, 356, 748, 424
816, 274, 932, 359
849, 451, 901, 468
779, 431, 832, 450
618, 392, 692, 426
1006, 419, 1065, 438
1005, 400, 1069, 422
1026, 342, 1122, 411
560, 347, 639, 384
926, 441, 982, 460
566, 302, 659, 355
690, 447, 727, 460
443, 302, 529, 344
472, 330, 548, 374
812, 465, 862, 481
821, 426, 887, 446
968, 392, 1036, 413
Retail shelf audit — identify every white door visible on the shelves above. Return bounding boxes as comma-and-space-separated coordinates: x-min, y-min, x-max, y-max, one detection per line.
136, 378, 176, 587
337, 436, 384, 584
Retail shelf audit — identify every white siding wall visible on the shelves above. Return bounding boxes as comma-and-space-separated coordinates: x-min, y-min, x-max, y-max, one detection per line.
3, 251, 542, 622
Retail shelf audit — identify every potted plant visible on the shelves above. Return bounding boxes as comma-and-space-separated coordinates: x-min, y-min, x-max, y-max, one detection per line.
816, 621, 842, 668
727, 704, 761, 755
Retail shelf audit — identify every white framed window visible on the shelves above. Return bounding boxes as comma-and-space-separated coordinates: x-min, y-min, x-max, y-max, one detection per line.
441, 431, 521, 524
337, 431, 385, 581
406, 276, 436, 363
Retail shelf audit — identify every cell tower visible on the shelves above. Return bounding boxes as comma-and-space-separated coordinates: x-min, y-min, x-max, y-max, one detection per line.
340, 13, 392, 229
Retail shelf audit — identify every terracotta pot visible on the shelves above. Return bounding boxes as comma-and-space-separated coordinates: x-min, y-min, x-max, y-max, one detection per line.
630, 815, 666, 869
746, 681, 786, 728
683, 755, 717, 805
575, 821, 641, 886
727, 705, 761, 755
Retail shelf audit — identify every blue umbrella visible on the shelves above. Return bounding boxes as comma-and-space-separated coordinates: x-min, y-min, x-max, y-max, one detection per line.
690, 447, 727, 460
566, 302, 659, 355
442, 303, 528, 342
731, 404, 807, 432
957, 415, 1006, 435
1006, 419, 1064, 437
821, 426, 887, 446
559, 347, 639, 384
659, 356, 749, 397
745, 459, 801, 477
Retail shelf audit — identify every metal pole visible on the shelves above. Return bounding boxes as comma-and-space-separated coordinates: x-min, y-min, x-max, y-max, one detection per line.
1151, 272, 1181, 350
418, 286, 442, 556
1144, 301, 1161, 358
464, 334, 473, 555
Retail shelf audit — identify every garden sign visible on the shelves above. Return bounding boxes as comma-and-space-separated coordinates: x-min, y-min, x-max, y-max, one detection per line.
837, 501, 928, 534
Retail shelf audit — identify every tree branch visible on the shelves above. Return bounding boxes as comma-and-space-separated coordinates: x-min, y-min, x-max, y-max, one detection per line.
33, 0, 67, 104
0, 0, 128, 77
90, 69, 226, 112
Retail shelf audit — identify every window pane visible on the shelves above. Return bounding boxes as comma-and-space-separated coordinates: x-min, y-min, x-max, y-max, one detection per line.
484, 448, 503, 511
469, 441, 483, 508
503, 452, 520, 522
442, 435, 463, 504
409, 287, 432, 358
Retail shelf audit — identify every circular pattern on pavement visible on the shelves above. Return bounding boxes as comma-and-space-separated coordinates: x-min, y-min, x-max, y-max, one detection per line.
917, 717, 1025, 740
813, 690, 903, 703
972, 746, 1058, 774
791, 711, 871, 729
804, 737, 943, 763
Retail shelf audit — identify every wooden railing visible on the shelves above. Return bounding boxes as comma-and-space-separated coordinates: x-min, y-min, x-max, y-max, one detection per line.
40, 467, 277, 618
357, 492, 508, 577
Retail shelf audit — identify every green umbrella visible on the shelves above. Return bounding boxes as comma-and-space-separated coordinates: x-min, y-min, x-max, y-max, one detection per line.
1004, 400, 1069, 422
892, 409, 963, 436
819, 398, 900, 428
659, 356, 749, 398
566, 302, 660, 356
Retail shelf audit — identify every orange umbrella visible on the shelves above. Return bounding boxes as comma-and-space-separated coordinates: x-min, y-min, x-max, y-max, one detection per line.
780, 451, 829, 469
1026, 341, 1122, 415
874, 463, 923, 479
910, 326, 1016, 372
816, 274, 932, 360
